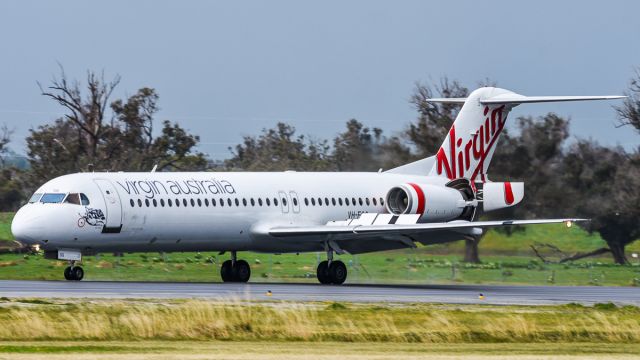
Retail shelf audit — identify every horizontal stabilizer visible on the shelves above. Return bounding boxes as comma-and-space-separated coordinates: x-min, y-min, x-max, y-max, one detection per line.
426, 94, 625, 105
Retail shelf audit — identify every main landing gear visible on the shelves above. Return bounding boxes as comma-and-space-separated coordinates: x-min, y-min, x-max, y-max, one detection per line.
64, 261, 84, 281
220, 251, 251, 283
316, 249, 347, 285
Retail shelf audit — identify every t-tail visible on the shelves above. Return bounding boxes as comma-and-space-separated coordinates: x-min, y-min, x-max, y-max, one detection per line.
426, 87, 625, 183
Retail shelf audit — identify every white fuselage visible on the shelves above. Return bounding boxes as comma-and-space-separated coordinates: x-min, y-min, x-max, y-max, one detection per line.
12, 171, 459, 255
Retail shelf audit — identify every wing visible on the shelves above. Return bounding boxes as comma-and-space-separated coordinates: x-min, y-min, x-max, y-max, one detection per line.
269, 213, 587, 237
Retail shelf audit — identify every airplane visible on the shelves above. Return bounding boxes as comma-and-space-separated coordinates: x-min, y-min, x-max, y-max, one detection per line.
10, 87, 624, 284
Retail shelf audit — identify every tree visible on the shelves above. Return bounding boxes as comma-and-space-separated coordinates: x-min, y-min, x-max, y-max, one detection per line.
225, 122, 332, 171
332, 119, 385, 171
560, 141, 639, 264
26, 68, 206, 191
407, 78, 469, 159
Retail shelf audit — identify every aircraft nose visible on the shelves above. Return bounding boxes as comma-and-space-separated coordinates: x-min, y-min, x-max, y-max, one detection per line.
11, 207, 42, 245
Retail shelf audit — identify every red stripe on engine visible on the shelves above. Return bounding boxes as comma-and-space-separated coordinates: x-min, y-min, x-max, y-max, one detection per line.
408, 183, 425, 214
504, 182, 514, 205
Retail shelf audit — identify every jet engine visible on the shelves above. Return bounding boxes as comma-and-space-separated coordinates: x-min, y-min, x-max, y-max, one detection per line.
385, 183, 470, 222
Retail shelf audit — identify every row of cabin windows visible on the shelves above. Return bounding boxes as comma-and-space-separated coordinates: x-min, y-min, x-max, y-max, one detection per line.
129, 196, 385, 209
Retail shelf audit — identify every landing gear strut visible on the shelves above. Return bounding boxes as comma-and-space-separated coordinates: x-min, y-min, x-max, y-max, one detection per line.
316, 249, 347, 285
220, 251, 251, 283
64, 261, 84, 281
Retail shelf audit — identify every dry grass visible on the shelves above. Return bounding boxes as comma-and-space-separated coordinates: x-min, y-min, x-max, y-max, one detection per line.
0, 300, 638, 343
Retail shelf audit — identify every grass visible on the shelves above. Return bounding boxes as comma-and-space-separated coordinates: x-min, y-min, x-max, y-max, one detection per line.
0, 299, 638, 343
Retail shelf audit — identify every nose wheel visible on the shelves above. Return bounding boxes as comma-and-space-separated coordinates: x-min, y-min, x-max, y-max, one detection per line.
64, 264, 84, 281
220, 251, 251, 283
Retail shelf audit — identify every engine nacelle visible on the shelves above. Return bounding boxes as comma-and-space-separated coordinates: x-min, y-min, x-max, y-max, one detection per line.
385, 183, 467, 222
481, 182, 524, 212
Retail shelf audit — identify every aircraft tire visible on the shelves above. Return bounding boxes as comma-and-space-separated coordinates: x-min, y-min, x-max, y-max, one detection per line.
220, 260, 234, 282
316, 260, 331, 284
234, 260, 251, 283
72, 266, 84, 281
64, 266, 73, 281
329, 260, 347, 285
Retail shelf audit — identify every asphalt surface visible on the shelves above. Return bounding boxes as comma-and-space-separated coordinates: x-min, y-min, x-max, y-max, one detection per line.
1, 280, 639, 305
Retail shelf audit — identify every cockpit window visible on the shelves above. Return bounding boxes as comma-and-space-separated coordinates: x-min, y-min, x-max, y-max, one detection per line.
63, 193, 90, 205
40, 193, 66, 203
64, 193, 81, 205
28, 193, 42, 203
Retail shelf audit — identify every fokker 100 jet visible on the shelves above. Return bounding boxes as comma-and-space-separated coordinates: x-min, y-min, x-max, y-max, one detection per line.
11, 87, 624, 284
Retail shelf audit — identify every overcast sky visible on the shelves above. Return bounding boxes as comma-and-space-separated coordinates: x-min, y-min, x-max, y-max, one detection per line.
0, 0, 638, 160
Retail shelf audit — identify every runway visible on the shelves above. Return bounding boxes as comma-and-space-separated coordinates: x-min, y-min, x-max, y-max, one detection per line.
1, 280, 639, 305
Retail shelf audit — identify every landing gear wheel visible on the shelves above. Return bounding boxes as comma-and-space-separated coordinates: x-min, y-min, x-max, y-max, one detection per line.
234, 260, 251, 283
316, 260, 331, 284
64, 266, 84, 281
64, 266, 73, 281
329, 260, 347, 285
71, 266, 84, 281
220, 260, 234, 282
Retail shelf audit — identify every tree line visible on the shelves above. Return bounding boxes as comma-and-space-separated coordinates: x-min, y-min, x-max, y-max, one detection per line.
1, 69, 638, 264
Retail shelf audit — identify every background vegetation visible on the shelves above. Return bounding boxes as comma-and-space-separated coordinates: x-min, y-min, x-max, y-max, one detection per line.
1, 68, 640, 268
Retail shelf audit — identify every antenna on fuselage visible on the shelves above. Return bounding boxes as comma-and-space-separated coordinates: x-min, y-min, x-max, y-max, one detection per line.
151, 164, 158, 173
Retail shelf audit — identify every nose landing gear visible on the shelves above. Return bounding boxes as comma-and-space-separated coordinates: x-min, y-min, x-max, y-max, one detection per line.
63, 261, 84, 281
220, 251, 251, 283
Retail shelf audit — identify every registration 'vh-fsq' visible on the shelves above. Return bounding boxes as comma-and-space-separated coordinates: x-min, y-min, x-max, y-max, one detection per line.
11, 87, 624, 284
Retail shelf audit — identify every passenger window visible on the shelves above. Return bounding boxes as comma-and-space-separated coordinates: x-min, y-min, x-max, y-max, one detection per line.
250, 198, 255, 206
338, 198, 343, 206
204, 198, 209, 206
211, 198, 216, 206
324, 198, 329, 206
227, 198, 232, 206
145, 199, 150, 207
138, 199, 142, 207
358, 198, 363, 206
282, 198, 287, 206
153, 199, 158, 207
311, 198, 316, 206
372, 198, 377, 206
175, 198, 180, 207
293, 198, 298, 206
64, 193, 81, 205
266, 198, 271, 206
160, 199, 165, 207
380, 197, 384, 206
331, 198, 336, 206
41, 193, 66, 203
28, 193, 42, 203
191, 199, 196, 207
243, 198, 247, 206
219, 198, 224, 207
258, 198, 263, 206
168, 199, 173, 207
235, 198, 240, 206
274, 198, 278, 206
317, 197, 322, 206
197, 199, 202, 207
345, 198, 349, 206
366, 198, 370, 206
130, 199, 134, 207
352, 198, 356, 206
183, 199, 188, 207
